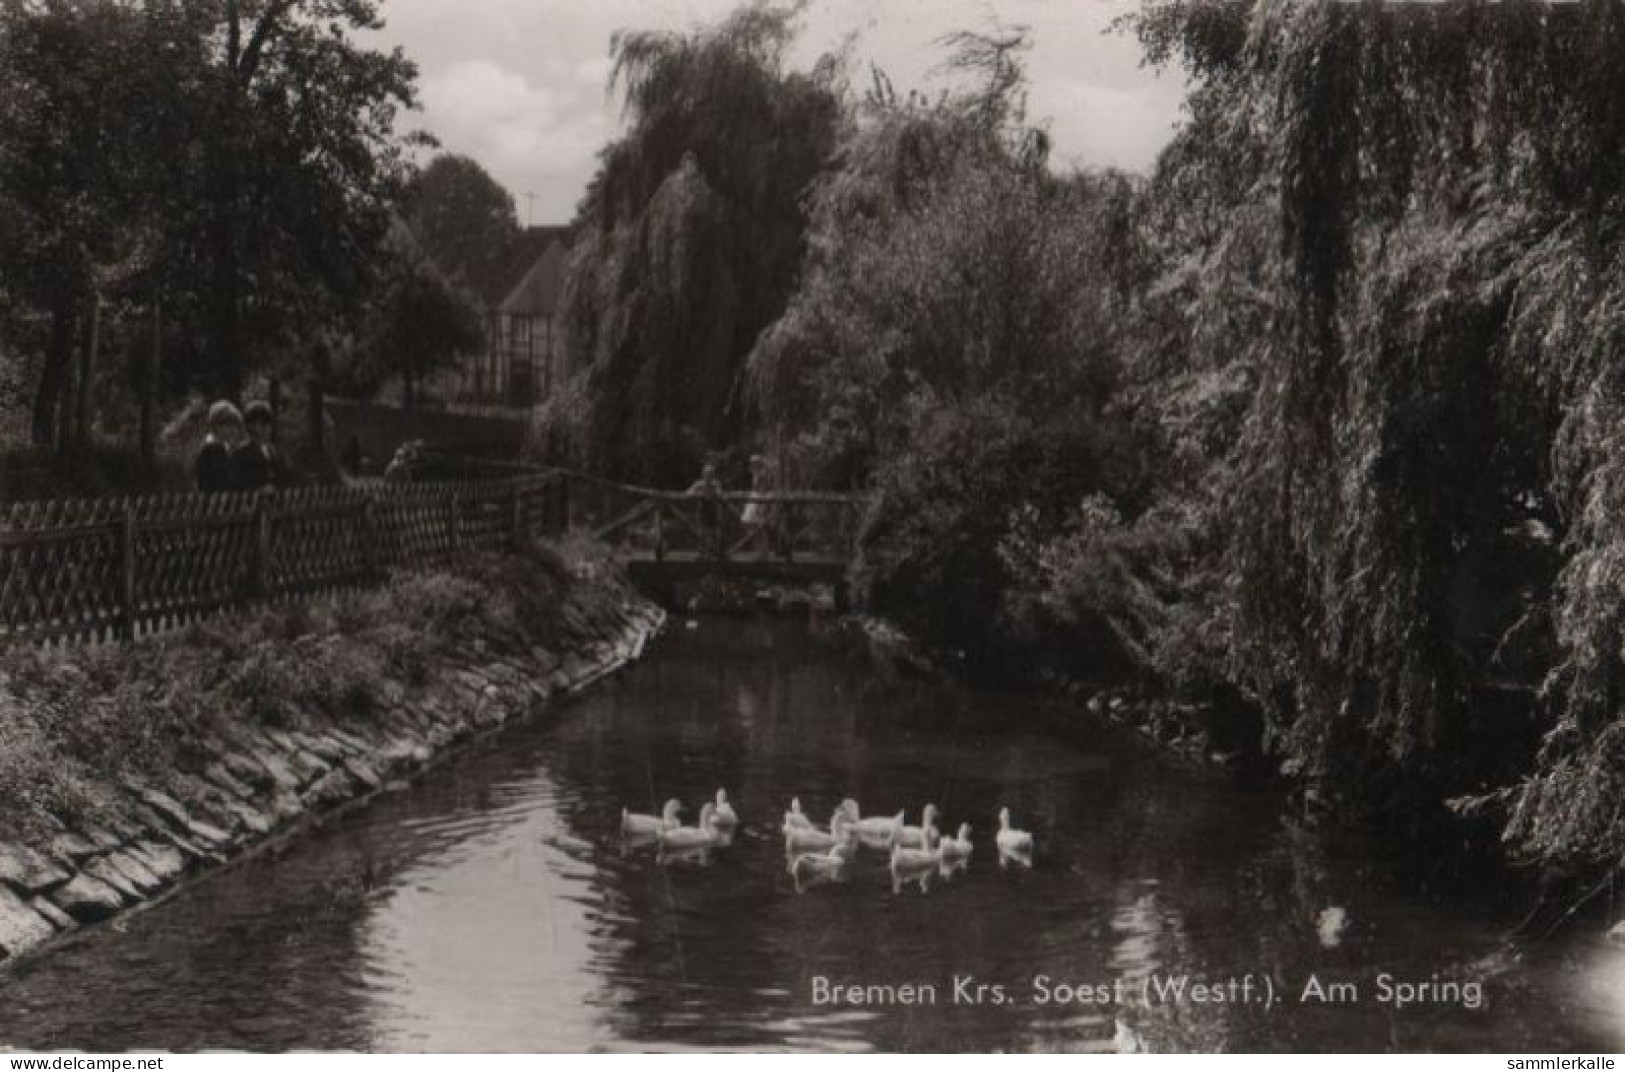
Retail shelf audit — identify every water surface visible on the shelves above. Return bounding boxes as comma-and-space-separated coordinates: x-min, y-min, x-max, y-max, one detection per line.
0, 618, 1619, 1052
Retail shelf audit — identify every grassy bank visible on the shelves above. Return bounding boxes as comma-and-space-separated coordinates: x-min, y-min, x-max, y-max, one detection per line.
0, 537, 660, 959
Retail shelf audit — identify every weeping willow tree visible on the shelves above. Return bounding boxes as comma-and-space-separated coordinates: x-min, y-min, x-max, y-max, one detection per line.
747, 29, 1153, 657
536, 1, 840, 484
1123, 0, 1625, 877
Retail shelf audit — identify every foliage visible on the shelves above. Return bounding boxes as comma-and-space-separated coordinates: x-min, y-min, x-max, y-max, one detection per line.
341, 236, 485, 408
535, 0, 841, 484
746, 29, 1147, 660
0, 0, 421, 454
403, 153, 521, 293
1114, 0, 1625, 877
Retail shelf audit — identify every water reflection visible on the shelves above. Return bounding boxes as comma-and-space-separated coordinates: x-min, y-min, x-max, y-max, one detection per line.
0, 618, 1619, 1052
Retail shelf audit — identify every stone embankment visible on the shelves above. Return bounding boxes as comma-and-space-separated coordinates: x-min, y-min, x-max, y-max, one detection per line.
0, 574, 663, 967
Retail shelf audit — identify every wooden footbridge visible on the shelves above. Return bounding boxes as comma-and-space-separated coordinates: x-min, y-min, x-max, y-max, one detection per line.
0, 468, 873, 647
552, 471, 872, 602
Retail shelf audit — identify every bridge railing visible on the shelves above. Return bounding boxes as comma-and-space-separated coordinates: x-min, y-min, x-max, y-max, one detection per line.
551, 471, 872, 566
0, 473, 565, 648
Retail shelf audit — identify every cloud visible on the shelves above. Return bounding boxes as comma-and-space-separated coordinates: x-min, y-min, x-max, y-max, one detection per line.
1030, 75, 1188, 173
417, 59, 613, 220
377, 0, 1190, 222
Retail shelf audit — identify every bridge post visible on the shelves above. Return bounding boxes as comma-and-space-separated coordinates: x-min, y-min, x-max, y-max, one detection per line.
711, 495, 725, 562
654, 501, 665, 563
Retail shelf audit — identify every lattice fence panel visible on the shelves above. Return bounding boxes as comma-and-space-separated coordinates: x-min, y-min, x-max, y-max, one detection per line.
268, 487, 374, 598
376, 484, 457, 569
0, 521, 122, 644
132, 496, 257, 635
0, 476, 553, 648
459, 486, 510, 553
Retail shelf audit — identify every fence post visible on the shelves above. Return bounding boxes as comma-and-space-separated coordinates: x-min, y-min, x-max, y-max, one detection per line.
511, 481, 526, 550
359, 494, 378, 580
118, 505, 136, 643
712, 495, 726, 562
253, 493, 272, 600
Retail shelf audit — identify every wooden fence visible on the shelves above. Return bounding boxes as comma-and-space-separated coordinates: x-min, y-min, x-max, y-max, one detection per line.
0, 474, 565, 647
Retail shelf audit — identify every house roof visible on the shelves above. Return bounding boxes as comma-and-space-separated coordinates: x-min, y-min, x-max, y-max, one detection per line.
498, 237, 572, 318
473, 225, 573, 312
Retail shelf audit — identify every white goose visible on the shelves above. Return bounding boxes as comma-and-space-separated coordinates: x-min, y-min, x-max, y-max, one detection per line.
995, 807, 1034, 857
712, 789, 739, 828
658, 802, 720, 851
889, 839, 943, 892
788, 840, 852, 882
785, 809, 854, 855
622, 798, 682, 837
840, 799, 905, 846
894, 803, 941, 850
939, 822, 973, 860
781, 797, 815, 834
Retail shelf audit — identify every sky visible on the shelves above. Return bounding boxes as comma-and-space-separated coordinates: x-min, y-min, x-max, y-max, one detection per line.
369, 1, 1191, 226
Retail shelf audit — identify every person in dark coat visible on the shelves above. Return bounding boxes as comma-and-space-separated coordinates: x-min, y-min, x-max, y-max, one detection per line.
194, 401, 244, 494
234, 401, 288, 491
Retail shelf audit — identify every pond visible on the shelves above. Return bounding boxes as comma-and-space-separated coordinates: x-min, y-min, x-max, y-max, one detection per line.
0, 617, 1619, 1052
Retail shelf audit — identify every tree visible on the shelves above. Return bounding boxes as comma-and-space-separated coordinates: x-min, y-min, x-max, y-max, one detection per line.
537, 0, 841, 484
197, 0, 423, 396
747, 30, 1148, 657
1119, 0, 1625, 879
343, 238, 484, 411
0, 2, 187, 450
403, 154, 521, 293
0, 0, 422, 458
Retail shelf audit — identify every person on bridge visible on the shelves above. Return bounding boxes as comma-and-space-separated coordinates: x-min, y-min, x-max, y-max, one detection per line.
194, 400, 245, 495
741, 453, 779, 554
686, 461, 723, 497
685, 461, 725, 557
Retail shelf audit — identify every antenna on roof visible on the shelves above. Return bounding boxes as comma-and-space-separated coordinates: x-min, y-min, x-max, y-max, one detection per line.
526, 192, 537, 229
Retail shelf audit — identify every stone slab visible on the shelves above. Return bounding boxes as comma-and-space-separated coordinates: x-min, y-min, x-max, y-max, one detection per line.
101, 851, 165, 897
138, 788, 195, 831
301, 769, 354, 810
343, 758, 383, 792
50, 873, 127, 923
0, 842, 71, 895
0, 886, 56, 958
83, 859, 142, 904
127, 841, 187, 885
47, 832, 100, 867
29, 895, 74, 932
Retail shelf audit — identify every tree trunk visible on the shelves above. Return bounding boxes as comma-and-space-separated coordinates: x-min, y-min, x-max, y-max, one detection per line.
140, 301, 162, 467
30, 299, 75, 448
211, 241, 243, 397
75, 292, 101, 452
306, 376, 325, 456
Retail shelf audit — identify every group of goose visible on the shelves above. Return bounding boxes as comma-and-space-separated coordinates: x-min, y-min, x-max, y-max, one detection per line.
620, 790, 1035, 891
